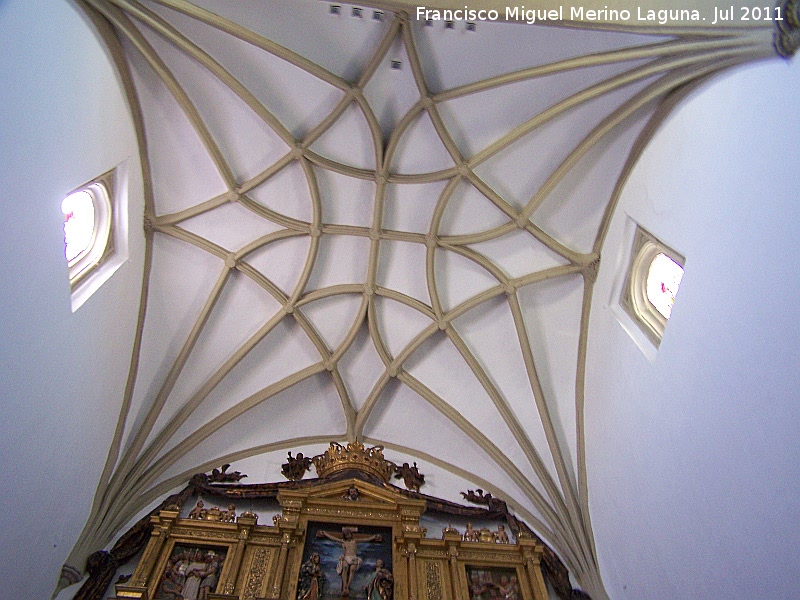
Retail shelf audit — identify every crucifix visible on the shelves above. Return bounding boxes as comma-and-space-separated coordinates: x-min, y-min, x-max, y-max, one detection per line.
316, 526, 383, 596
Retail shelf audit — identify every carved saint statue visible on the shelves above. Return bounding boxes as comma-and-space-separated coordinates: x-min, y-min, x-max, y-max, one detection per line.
365, 559, 393, 600
297, 553, 325, 600
316, 527, 383, 596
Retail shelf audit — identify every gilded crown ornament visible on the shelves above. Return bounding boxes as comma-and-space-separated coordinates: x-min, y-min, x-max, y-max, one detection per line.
312, 442, 396, 481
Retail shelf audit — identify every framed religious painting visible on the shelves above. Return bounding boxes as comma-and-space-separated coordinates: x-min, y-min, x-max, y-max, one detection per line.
296, 521, 395, 600
464, 565, 525, 600
152, 542, 229, 600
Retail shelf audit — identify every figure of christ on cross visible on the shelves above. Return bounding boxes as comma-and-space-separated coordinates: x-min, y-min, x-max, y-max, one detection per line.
316, 527, 384, 597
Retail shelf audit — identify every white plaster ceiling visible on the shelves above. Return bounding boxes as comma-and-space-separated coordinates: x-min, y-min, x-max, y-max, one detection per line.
70, 1, 782, 597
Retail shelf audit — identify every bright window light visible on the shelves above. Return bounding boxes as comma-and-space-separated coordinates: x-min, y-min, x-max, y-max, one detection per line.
62, 166, 128, 312
621, 226, 685, 347
62, 190, 96, 263
61, 170, 119, 310
646, 252, 684, 319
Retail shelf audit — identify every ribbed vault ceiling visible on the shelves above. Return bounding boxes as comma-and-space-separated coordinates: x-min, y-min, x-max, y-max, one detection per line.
70, 1, 781, 598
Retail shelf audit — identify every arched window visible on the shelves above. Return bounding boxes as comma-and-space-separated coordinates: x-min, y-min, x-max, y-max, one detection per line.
621, 227, 685, 345
62, 181, 112, 285
62, 167, 125, 311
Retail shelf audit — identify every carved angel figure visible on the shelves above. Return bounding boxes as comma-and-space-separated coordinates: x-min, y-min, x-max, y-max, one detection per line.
188, 501, 207, 520
221, 503, 236, 522
210, 463, 246, 483
394, 462, 425, 492
282, 452, 313, 481
463, 522, 480, 542
495, 524, 510, 544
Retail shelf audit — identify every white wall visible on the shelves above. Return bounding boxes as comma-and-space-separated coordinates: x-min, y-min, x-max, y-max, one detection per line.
0, 1, 144, 598
588, 56, 800, 598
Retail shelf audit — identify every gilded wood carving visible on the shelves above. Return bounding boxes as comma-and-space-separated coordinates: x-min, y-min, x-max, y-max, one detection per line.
110, 443, 553, 600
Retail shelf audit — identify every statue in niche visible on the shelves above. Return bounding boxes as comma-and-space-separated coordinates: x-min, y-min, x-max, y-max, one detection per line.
297, 553, 325, 600
282, 452, 313, 481
394, 462, 425, 492
365, 559, 394, 600
316, 526, 383, 596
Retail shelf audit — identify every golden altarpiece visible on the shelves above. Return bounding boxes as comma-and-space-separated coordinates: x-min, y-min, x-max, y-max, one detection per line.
109, 443, 566, 600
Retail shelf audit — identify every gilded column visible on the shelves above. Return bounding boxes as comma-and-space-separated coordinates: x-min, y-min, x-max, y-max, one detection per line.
130, 508, 178, 588
270, 530, 292, 599
443, 528, 462, 600
518, 537, 548, 600
221, 511, 258, 595
407, 541, 418, 600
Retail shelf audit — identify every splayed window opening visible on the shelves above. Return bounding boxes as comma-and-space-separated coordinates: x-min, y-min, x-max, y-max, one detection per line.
621, 226, 685, 346
62, 165, 128, 312
62, 177, 113, 289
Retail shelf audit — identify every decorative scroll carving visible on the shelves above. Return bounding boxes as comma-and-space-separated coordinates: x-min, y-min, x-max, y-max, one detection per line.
425, 562, 443, 600
57, 564, 82, 591
73, 485, 195, 600
243, 547, 271, 600
775, 0, 800, 58
209, 463, 247, 483
417, 550, 449, 559
169, 527, 238, 541
458, 550, 523, 562
304, 507, 388, 519
459, 490, 507, 513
